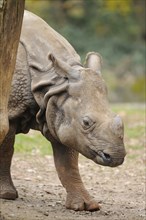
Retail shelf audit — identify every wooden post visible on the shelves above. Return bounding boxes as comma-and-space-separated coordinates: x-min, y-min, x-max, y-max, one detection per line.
0, 0, 25, 144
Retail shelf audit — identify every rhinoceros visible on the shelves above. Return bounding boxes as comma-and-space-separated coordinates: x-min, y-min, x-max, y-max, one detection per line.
0, 11, 126, 211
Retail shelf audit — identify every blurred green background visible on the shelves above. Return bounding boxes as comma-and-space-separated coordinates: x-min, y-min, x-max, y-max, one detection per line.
25, 0, 145, 102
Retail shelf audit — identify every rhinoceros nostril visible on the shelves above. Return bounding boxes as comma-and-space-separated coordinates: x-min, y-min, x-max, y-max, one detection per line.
103, 152, 111, 161
98, 151, 112, 163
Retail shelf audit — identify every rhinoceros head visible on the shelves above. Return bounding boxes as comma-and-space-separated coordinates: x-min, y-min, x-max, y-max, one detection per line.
31, 52, 126, 167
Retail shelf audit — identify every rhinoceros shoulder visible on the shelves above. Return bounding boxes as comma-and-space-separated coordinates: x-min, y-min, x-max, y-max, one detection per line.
20, 10, 81, 69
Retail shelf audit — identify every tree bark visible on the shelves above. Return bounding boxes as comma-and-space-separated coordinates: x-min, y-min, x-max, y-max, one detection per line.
0, 0, 25, 144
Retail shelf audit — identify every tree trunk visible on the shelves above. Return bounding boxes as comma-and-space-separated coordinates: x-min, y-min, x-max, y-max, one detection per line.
0, 0, 25, 144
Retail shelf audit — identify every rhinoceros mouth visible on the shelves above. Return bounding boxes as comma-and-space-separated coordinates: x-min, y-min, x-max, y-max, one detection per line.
91, 150, 112, 166
87, 147, 111, 165
89, 148, 125, 167
97, 150, 112, 163
92, 150, 125, 167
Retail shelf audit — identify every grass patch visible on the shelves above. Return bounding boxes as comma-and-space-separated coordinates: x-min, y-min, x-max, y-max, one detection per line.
129, 145, 144, 150
127, 154, 139, 160
14, 132, 52, 155
111, 104, 145, 119
125, 125, 145, 139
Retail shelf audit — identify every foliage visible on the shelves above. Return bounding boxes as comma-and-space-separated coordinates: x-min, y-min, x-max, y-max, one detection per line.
25, 0, 145, 102
131, 76, 145, 101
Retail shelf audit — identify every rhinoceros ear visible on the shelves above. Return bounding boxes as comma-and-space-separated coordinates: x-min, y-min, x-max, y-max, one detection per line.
48, 53, 80, 80
84, 52, 102, 75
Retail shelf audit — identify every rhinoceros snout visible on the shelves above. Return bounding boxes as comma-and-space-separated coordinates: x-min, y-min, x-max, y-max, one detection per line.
92, 145, 126, 167
107, 156, 125, 167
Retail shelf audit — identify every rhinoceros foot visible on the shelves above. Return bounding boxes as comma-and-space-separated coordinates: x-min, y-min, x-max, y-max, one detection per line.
0, 178, 18, 200
66, 191, 100, 211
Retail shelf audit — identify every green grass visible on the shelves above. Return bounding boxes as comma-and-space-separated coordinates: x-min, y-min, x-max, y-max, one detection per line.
111, 103, 145, 116
14, 132, 52, 155
126, 125, 145, 139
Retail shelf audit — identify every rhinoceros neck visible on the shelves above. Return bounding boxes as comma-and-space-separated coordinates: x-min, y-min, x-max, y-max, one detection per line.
20, 10, 81, 69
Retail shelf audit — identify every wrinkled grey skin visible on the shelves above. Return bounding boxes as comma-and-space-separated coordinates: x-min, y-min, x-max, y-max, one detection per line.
0, 11, 126, 211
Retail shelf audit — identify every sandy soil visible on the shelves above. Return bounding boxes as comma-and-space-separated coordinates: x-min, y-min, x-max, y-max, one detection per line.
0, 148, 145, 220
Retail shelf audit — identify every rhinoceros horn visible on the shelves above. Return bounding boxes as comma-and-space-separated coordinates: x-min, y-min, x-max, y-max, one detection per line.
84, 52, 102, 75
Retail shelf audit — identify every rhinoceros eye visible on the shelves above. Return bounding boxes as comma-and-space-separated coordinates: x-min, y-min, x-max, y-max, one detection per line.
82, 116, 94, 130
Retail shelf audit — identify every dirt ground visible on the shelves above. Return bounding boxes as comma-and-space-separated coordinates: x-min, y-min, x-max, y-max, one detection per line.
0, 149, 145, 220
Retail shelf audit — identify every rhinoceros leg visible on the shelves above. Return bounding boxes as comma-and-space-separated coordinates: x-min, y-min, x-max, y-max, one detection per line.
0, 124, 18, 199
52, 142, 100, 211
